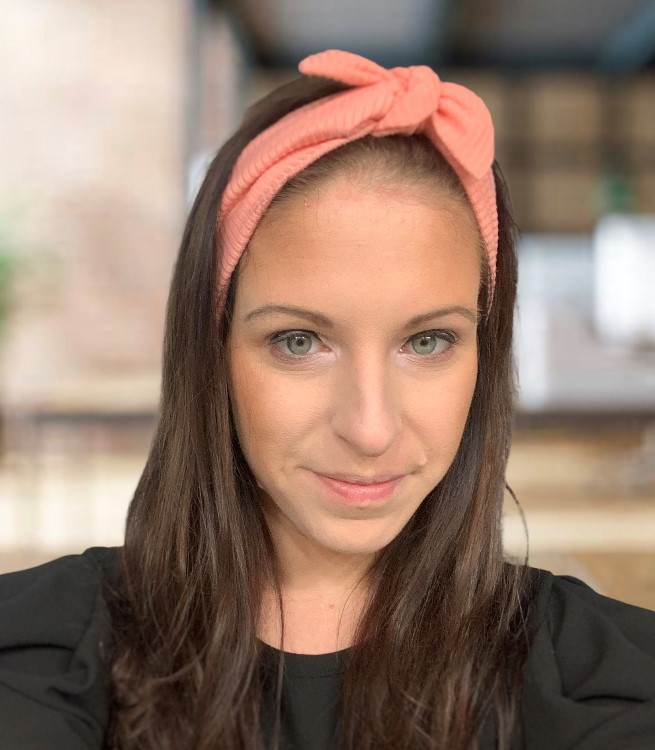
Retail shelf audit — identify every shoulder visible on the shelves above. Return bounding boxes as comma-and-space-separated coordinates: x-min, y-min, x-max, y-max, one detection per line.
0, 545, 119, 596
0, 546, 121, 749
519, 565, 655, 749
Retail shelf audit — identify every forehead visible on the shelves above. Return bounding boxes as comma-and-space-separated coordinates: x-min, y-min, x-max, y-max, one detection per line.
232, 178, 482, 318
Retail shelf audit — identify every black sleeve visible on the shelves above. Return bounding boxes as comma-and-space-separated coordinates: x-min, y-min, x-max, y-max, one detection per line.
0, 549, 114, 750
519, 571, 655, 750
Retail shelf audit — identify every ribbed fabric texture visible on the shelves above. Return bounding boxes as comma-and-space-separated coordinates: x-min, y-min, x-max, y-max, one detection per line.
217, 49, 498, 314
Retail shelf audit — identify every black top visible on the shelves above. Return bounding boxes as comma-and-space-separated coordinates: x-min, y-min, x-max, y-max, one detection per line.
1, 547, 654, 749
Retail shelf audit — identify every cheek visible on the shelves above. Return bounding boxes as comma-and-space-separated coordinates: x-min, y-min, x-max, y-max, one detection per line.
410, 354, 478, 453
229, 350, 272, 453
228, 349, 318, 464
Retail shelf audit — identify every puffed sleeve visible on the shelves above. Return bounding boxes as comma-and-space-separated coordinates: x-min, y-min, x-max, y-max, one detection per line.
0, 547, 117, 749
518, 570, 655, 750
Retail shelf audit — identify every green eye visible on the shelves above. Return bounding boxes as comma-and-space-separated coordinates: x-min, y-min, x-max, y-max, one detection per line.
410, 333, 439, 356
285, 333, 314, 356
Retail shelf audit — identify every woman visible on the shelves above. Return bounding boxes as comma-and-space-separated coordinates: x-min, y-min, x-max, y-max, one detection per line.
1, 50, 654, 750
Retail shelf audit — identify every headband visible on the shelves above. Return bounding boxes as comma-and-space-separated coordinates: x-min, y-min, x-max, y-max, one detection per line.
217, 49, 498, 315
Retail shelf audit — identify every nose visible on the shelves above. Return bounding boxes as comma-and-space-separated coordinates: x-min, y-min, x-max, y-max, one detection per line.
331, 350, 402, 457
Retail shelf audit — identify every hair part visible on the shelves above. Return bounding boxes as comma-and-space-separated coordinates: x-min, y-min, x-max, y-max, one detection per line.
103, 71, 535, 750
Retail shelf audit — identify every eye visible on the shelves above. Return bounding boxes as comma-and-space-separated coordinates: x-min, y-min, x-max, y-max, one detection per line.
407, 330, 455, 357
270, 330, 321, 357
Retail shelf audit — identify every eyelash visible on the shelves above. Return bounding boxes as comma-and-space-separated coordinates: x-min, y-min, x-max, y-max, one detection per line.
268, 329, 459, 363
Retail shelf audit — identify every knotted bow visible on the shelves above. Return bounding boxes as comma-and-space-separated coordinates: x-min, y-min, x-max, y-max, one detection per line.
298, 50, 493, 182
218, 49, 498, 312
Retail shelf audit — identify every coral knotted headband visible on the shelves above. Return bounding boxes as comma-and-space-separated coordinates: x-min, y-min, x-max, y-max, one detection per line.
217, 49, 498, 315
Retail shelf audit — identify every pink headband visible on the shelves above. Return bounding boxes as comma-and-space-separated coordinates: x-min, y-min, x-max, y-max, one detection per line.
217, 49, 498, 315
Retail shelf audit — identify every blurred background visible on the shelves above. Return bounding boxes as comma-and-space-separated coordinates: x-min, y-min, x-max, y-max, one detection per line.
0, 0, 654, 608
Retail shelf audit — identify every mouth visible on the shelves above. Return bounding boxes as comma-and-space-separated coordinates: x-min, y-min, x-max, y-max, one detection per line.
312, 472, 404, 504
317, 472, 405, 485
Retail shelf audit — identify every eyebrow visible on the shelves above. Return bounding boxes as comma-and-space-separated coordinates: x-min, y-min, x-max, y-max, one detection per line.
243, 303, 479, 329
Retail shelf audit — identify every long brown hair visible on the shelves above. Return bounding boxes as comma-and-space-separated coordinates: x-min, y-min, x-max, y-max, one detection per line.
103, 72, 536, 750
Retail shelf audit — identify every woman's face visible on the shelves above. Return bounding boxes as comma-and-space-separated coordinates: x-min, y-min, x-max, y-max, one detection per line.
227, 176, 481, 586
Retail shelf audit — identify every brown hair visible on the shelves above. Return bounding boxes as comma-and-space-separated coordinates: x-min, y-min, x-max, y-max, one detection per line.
103, 73, 536, 750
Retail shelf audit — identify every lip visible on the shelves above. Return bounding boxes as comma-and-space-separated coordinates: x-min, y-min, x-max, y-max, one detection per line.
313, 472, 404, 504
318, 472, 404, 485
